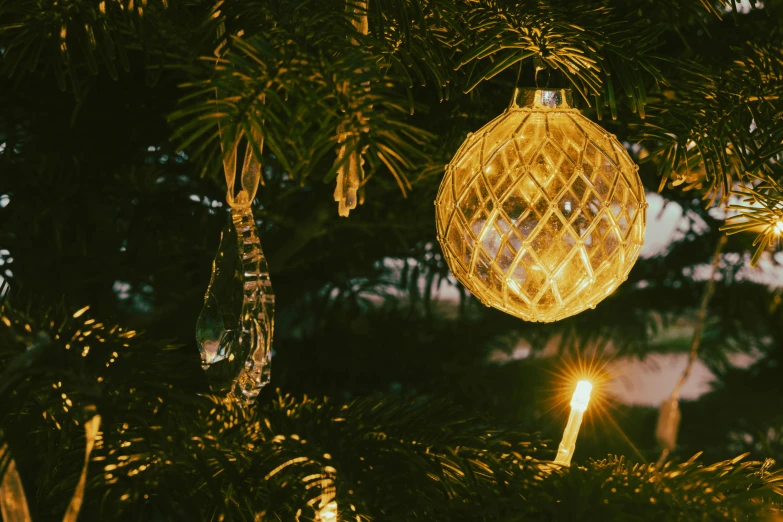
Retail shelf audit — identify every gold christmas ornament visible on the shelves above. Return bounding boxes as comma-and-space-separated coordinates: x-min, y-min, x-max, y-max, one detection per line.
436, 88, 646, 322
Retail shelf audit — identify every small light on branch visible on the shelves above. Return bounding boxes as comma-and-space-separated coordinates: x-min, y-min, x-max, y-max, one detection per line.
317, 500, 338, 522
554, 380, 592, 467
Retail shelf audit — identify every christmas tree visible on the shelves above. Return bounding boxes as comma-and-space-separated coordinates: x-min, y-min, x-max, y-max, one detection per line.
2, 0, 783, 520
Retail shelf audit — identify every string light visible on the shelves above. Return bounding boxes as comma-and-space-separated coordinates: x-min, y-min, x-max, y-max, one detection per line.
554, 380, 592, 467
317, 501, 338, 522
655, 235, 726, 468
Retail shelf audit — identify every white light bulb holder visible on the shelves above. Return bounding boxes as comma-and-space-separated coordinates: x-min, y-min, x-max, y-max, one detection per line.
554, 381, 592, 467
570, 380, 592, 411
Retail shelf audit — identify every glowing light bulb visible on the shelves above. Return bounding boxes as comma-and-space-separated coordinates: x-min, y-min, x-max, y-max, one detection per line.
318, 501, 338, 522
775, 220, 783, 235
554, 380, 592, 467
570, 380, 592, 411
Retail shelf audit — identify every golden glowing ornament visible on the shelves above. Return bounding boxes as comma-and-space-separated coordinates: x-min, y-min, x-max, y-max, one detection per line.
436, 88, 647, 322
197, 127, 275, 406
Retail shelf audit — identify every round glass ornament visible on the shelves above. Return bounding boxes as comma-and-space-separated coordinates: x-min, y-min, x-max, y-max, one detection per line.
435, 88, 646, 322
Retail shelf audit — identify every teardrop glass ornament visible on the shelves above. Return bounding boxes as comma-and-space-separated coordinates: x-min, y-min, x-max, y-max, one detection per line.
196, 207, 275, 405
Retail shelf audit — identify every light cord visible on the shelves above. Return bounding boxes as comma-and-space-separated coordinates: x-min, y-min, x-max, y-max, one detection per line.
656, 234, 727, 469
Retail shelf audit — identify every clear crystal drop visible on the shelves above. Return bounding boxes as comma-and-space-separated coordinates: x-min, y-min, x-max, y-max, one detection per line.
196, 207, 275, 405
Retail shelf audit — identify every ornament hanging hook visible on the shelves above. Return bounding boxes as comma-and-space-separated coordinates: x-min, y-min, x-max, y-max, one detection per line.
534, 54, 550, 88
212, 11, 264, 210
514, 59, 523, 88
218, 112, 264, 210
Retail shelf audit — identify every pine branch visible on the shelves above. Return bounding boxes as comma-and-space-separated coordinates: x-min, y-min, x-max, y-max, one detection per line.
453, 0, 665, 117
638, 42, 783, 265
2, 299, 782, 521
0, 0, 202, 96
169, 25, 436, 196
535, 453, 783, 521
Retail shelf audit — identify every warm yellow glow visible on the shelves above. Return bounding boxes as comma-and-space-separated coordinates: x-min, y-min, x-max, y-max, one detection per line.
571, 380, 592, 411
545, 350, 647, 465
318, 501, 338, 521
775, 220, 783, 235
554, 380, 593, 466
435, 88, 646, 323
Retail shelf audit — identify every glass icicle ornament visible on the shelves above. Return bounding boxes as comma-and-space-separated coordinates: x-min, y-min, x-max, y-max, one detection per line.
333, 126, 367, 217
197, 121, 274, 405
197, 197, 275, 404
333, 2, 369, 218
436, 88, 647, 322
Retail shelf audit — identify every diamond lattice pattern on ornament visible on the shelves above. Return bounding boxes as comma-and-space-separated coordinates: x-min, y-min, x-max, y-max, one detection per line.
436, 108, 646, 322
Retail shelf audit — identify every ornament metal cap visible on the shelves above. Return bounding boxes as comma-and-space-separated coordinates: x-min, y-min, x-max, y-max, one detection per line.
510, 88, 573, 109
